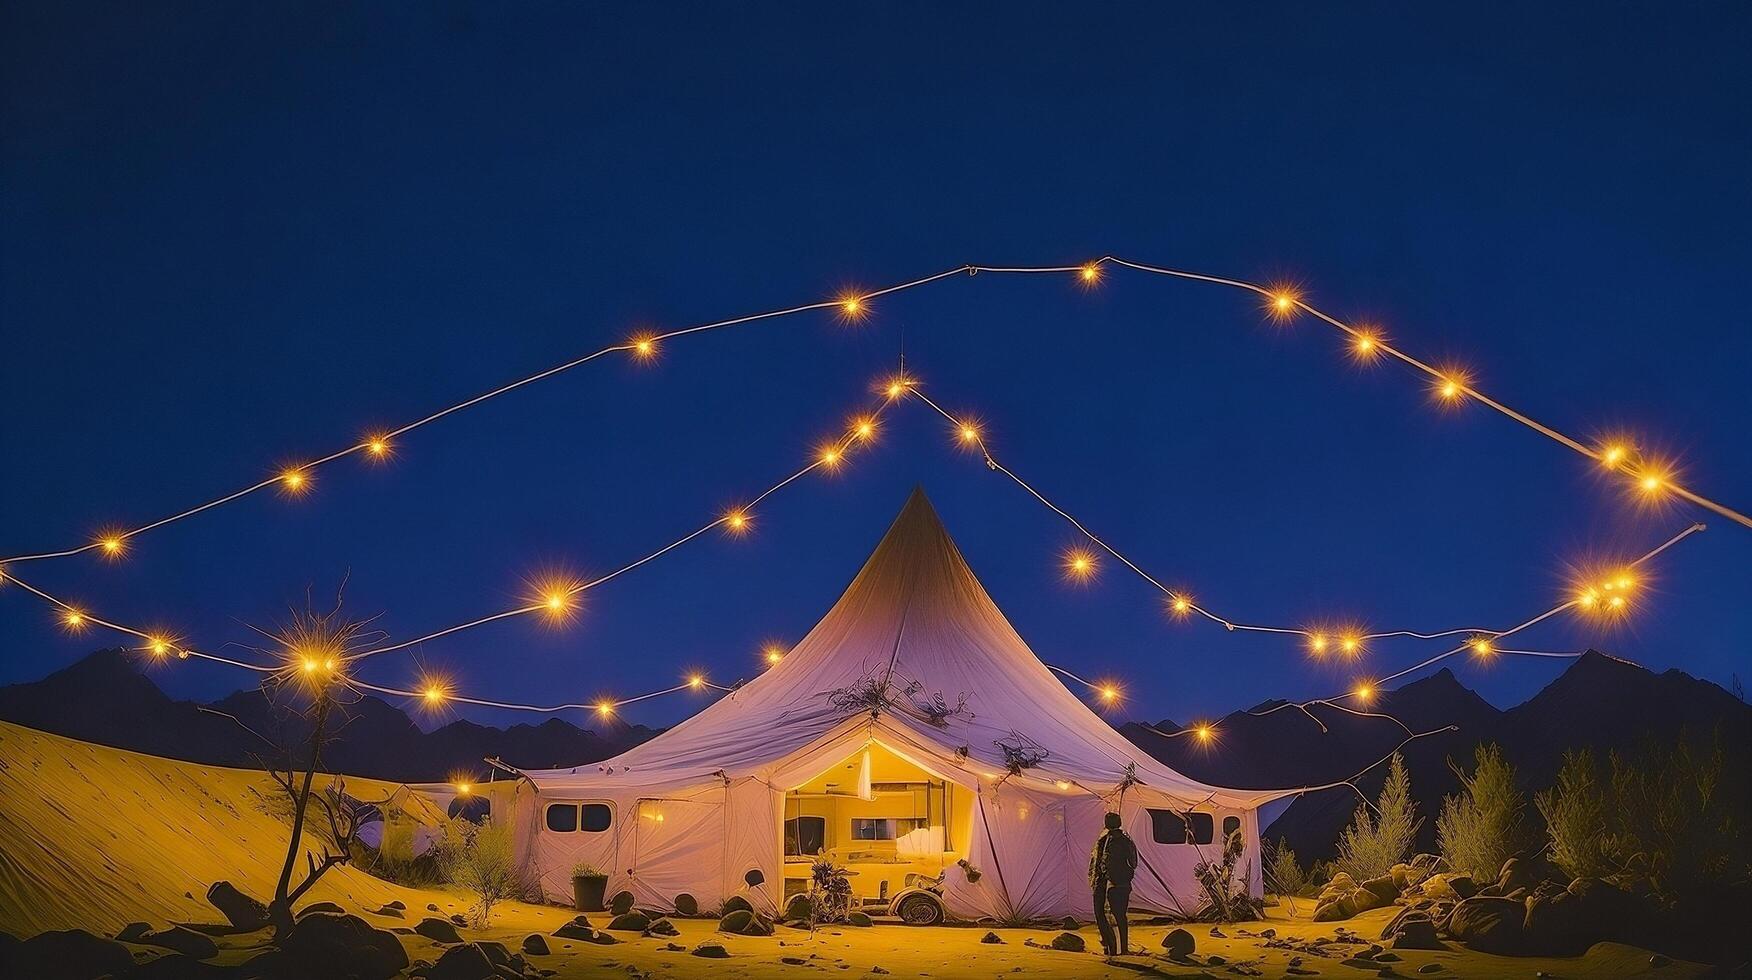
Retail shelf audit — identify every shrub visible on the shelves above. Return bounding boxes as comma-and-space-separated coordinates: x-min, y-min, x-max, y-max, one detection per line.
442, 820, 517, 926
1536, 748, 1614, 880
1604, 732, 1745, 907
1264, 838, 1308, 896
361, 818, 443, 887
1334, 753, 1421, 881
1437, 743, 1529, 880
1192, 826, 1262, 921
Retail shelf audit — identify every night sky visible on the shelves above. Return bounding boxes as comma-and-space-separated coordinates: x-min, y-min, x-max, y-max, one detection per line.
4, 4, 1749, 734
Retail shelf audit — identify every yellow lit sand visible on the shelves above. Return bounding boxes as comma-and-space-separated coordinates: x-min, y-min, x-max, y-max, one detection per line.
0, 721, 1707, 978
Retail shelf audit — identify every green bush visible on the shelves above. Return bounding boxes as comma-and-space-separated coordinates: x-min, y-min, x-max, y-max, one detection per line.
1264, 838, 1308, 896
1604, 733, 1743, 906
1536, 748, 1614, 879
1436, 743, 1529, 880
442, 820, 517, 926
1334, 753, 1421, 881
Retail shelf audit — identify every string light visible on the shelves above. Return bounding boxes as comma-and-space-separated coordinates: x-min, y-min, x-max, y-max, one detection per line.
630, 334, 659, 361
1307, 633, 1329, 656
851, 416, 877, 441
763, 645, 785, 666
1167, 593, 1194, 619
1352, 682, 1375, 704
1193, 723, 1215, 744
365, 435, 392, 459
1062, 547, 1099, 582
10, 256, 1746, 573
1432, 369, 1470, 404
594, 699, 615, 716
1469, 636, 1495, 658
1079, 262, 1102, 285
956, 421, 980, 444
1350, 328, 1385, 364
279, 468, 310, 496
1598, 441, 1630, 470
98, 534, 126, 559
723, 509, 751, 535
1097, 683, 1121, 705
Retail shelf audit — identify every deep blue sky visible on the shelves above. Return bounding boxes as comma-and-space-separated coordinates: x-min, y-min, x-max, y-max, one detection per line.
4, 3, 1749, 733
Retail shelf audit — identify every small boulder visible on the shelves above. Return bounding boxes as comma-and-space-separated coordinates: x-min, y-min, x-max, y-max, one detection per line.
299, 901, 346, 917
1360, 875, 1401, 903
206, 880, 270, 931
8, 929, 134, 980
643, 918, 679, 938
1444, 896, 1525, 955
414, 917, 463, 944
673, 893, 700, 917
1207, 954, 1226, 965
782, 894, 813, 922
720, 896, 753, 916
845, 912, 872, 927
1388, 915, 1443, 951
607, 911, 651, 932
278, 912, 408, 980
980, 932, 1004, 944
1418, 965, 1445, 974
692, 941, 730, 958
552, 918, 594, 942
425, 942, 494, 980
1418, 873, 1476, 902
521, 934, 550, 955
115, 922, 152, 943
139, 925, 219, 959
718, 909, 755, 934
369, 905, 404, 919
609, 891, 637, 915
426, 903, 440, 912
1048, 932, 1085, 952
448, 914, 468, 928
1162, 927, 1195, 958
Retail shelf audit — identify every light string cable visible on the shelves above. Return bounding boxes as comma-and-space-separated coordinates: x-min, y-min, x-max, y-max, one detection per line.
907, 384, 1514, 650
342, 391, 895, 666
1098, 256, 1750, 532
8, 255, 1742, 567
1248, 521, 1706, 732
0, 261, 1089, 567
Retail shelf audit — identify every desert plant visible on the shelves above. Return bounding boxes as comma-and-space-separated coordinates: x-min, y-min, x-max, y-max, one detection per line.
1334, 753, 1421, 881
572, 863, 607, 879
444, 820, 518, 926
361, 817, 443, 887
1437, 743, 1529, 880
1536, 748, 1615, 880
1605, 732, 1745, 907
1264, 838, 1308, 896
806, 859, 853, 929
1191, 826, 1263, 922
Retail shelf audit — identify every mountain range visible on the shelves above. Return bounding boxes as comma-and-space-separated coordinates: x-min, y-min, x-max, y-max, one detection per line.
2, 647, 1746, 864
0, 649, 658, 782
1121, 650, 1751, 862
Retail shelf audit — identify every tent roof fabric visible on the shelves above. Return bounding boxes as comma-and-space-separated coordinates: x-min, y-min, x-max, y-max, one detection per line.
525, 489, 1284, 809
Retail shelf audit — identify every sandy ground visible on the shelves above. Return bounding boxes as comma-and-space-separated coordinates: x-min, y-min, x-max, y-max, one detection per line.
0, 720, 1709, 978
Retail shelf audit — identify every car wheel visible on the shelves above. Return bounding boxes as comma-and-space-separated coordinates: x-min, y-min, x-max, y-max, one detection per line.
896, 892, 944, 925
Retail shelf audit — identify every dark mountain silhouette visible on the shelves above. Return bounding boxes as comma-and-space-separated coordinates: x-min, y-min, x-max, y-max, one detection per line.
0, 649, 658, 782
1122, 651, 1750, 863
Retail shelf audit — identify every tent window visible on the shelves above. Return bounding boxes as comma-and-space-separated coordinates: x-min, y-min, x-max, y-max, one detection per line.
785, 816, 825, 856
546, 803, 578, 833
1147, 809, 1215, 845
580, 803, 612, 833
851, 818, 927, 841
1222, 815, 1241, 843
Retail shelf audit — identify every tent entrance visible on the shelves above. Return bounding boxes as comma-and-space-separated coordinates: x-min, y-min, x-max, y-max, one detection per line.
780, 742, 973, 904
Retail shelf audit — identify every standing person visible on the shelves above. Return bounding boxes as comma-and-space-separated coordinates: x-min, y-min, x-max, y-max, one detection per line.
1089, 811, 1138, 957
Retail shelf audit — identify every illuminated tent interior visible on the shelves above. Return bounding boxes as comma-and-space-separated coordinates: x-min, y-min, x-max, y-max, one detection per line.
502, 489, 1287, 922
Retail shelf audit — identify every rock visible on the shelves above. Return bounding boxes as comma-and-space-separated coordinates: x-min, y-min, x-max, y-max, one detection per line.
1360, 875, 1401, 903
1388, 915, 1443, 950
6, 929, 135, 980
552, 920, 595, 941
981, 932, 1004, 944
1207, 953, 1226, 964
278, 912, 408, 980
139, 925, 219, 959
662, 942, 686, 951
1522, 888, 1593, 956
871, 969, 890, 975
607, 911, 651, 931
1048, 931, 1085, 951
369, 904, 404, 919
115, 922, 153, 943
1444, 897, 1525, 955
415, 917, 463, 944
643, 918, 680, 938
427, 904, 440, 912
783, 894, 813, 922
610, 891, 637, 915
299, 902, 345, 917
1418, 873, 1476, 902
692, 942, 730, 958
587, 930, 619, 945
384, 900, 406, 911
845, 912, 872, 927
1209, 926, 1226, 937
448, 914, 468, 928
1259, 928, 1276, 939
671, 893, 699, 917
721, 896, 754, 916
522, 934, 549, 955
1162, 927, 1195, 958
1650, 953, 1671, 967
1060, 916, 1079, 930
781, 956, 808, 965
425, 942, 494, 980
475, 940, 516, 969
207, 881, 270, 931
1417, 965, 1444, 974
718, 909, 755, 934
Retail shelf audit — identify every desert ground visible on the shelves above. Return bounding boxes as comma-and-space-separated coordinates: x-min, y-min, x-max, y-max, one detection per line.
0, 721, 1705, 978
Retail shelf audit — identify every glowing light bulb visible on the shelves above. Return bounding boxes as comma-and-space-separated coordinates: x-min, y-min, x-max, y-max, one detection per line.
1339, 634, 1362, 657
1599, 443, 1628, 469
630, 334, 659, 360
595, 700, 615, 716
724, 509, 750, 534
1079, 263, 1101, 284
147, 636, 170, 657
1167, 593, 1193, 619
365, 435, 391, 459
688, 675, 704, 689
300, 657, 319, 674
62, 609, 86, 629
1097, 684, 1120, 704
1062, 548, 1098, 581
454, 782, 471, 796
1308, 633, 1329, 656
837, 293, 867, 320
881, 374, 913, 399
1432, 369, 1471, 404
1267, 288, 1300, 320
852, 417, 876, 441
957, 423, 979, 443
99, 535, 125, 557
423, 684, 446, 705
764, 646, 785, 665
280, 468, 309, 494
818, 446, 842, 468
1193, 724, 1214, 743
1469, 637, 1495, 658
1352, 683, 1375, 703
1639, 474, 1663, 493
1350, 329, 1385, 363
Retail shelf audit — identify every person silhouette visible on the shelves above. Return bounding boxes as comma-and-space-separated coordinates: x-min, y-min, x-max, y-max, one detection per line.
1089, 811, 1137, 957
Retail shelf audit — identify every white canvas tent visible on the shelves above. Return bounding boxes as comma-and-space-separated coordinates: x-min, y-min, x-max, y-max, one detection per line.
509, 489, 1287, 922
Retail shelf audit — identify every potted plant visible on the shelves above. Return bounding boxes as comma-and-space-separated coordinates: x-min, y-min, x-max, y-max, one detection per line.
572, 863, 608, 913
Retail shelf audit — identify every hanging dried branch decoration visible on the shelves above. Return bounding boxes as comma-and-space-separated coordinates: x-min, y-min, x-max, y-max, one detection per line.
905, 687, 973, 728
824, 671, 919, 717
995, 732, 1051, 775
